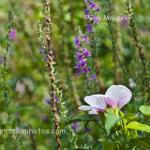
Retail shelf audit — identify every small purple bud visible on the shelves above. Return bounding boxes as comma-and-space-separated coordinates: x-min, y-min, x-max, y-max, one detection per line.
88, 74, 96, 80
40, 115, 49, 123
45, 98, 51, 105
84, 8, 90, 15
86, 24, 93, 33
74, 37, 81, 47
9, 29, 16, 40
84, 127, 91, 133
54, 95, 60, 103
91, 74, 96, 79
96, 7, 100, 12
40, 48, 46, 55
71, 122, 80, 132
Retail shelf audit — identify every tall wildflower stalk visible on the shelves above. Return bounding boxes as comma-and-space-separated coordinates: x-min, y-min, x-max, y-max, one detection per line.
126, 0, 146, 73
74, 0, 101, 94
38, 0, 61, 149
2, 11, 14, 112
1, 10, 21, 149
126, 0, 150, 106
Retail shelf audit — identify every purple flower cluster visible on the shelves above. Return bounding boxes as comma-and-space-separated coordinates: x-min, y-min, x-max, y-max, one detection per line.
74, 34, 92, 75
73, 1, 100, 77
84, 0, 100, 33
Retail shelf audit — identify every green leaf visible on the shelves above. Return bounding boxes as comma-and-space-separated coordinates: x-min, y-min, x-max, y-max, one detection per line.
123, 113, 139, 122
127, 121, 150, 133
105, 109, 120, 135
139, 105, 150, 116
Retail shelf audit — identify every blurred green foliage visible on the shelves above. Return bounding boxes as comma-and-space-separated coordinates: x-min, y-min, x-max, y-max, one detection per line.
0, 0, 150, 149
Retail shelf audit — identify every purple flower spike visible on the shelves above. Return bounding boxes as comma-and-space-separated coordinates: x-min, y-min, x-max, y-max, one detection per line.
75, 46, 91, 75
79, 85, 132, 114
83, 0, 100, 33
9, 29, 16, 40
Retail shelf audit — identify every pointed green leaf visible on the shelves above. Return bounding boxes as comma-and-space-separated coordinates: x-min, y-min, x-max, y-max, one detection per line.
127, 121, 150, 133
105, 109, 120, 135
139, 105, 150, 116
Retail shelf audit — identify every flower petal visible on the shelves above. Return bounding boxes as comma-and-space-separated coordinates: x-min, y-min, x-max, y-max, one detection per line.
84, 94, 107, 111
88, 109, 98, 115
105, 97, 118, 108
78, 105, 92, 110
105, 85, 132, 109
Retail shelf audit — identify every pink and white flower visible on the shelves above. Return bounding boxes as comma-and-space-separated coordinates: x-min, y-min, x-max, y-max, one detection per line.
78, 85, 132, 114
